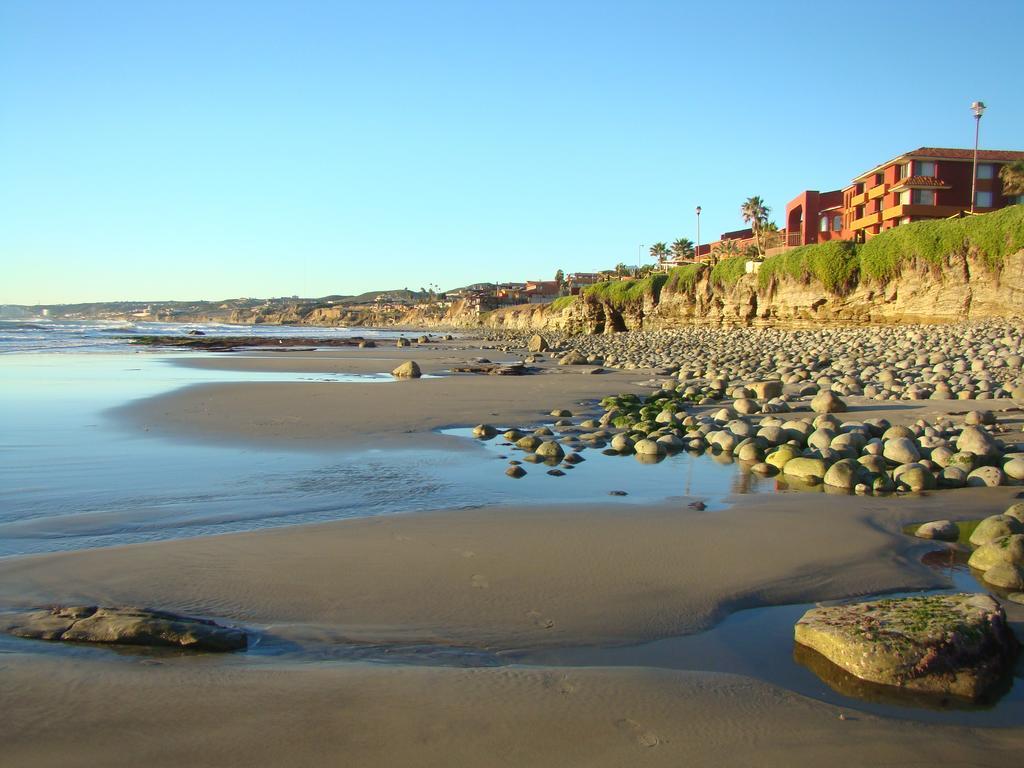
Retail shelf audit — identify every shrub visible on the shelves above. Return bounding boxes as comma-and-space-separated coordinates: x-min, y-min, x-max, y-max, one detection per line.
664, 264, 706, 294
709, 255, 747, 286
584, 274, 668, 309
758, 240, 860, 293
549, 295, 576, 312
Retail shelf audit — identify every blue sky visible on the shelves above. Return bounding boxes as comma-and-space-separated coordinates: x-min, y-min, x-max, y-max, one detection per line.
2, 0, 1022, 304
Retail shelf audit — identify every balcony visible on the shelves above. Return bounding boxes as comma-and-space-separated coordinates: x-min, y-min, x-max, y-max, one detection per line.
849, 212, 881, 230
882, 204, 964, 221
849, 191, 869, 206
867, 184, 887, 200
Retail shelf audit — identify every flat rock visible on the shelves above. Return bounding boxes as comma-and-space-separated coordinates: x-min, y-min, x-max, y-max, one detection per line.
794, 594, 1017, 700
3, 605, 247, 652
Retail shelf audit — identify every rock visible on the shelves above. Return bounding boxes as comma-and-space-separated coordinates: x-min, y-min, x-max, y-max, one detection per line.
794, 594, 1017, 700
505, 465, 526, 478
883, 437, 921, 465
766, 444, 800, 470
915, 520, 960, 541
3, 605, 246, 652
966, 466, 1004, 487
810, 391, 847, 414
1004, 502, 1024, 523
969, 515, 1024, 545
391, 360, 422, 378
823, 458, 861, 490
982, 562, 1024, 590
965, 410, 996, 426
1003, 458, 1024, 482
939, 466, 968, 488
968, 534, 1024, 571
527, 334, 550, 353
358, 340, 376, 348
515, 435, 542, 452
610, 434, 634, 453
896, 465, 937, 492
472, 424, 497, 439
634, 438, 667, 456
550, 409, 572, 418
546, 469, 566, 477
783, 457, 827, 481
558, 350, 588, 366
750, 380, 783, 399
956, 425, 999, 457
535, 441, 565, 461
417, 335, 430, 344
733, 398, 759, 415
396, 338, 410, 348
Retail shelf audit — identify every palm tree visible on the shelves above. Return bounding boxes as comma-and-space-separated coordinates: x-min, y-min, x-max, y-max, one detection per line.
711, 238, 741, 266
649, 242, 670, 267
1000, 161, 1024, 197
670, 238, 695, 263
740, 196, 771, 257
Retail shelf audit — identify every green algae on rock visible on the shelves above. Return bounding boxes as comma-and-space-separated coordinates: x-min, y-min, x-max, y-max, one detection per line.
794, 593, 1017, 701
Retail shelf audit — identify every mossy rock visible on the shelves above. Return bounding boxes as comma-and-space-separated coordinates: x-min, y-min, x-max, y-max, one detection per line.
794, 594, 1017, 700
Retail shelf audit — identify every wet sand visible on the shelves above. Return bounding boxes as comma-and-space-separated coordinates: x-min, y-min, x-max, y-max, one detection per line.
4, 343, 1024, 766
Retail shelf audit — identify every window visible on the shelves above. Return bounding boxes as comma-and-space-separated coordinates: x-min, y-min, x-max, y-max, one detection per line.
832, 215, 842, 232
819, 216, 829, 232
912, 189, 937, 206
874, 173, 883, 186
977, 164, 994, 179
975, 190, 994, 208
915, 160, 937, 176
899, 190, 911, 205
1011, 195, 1024, 205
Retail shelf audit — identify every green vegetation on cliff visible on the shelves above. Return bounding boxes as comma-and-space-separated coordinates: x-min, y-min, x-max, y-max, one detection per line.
549, 295, 575, 312
709, 256, 747, 286
665, 263, 706, 294
858, 204, 1024, 280
584, 273, 668, 308
757, 240, 860, 293
756, 205, 1024, 291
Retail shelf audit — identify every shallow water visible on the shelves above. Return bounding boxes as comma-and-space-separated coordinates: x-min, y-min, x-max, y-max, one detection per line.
0, 353, 774, 557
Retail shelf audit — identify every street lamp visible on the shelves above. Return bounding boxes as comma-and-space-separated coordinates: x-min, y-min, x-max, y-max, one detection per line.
695, 206, 702, 262
970, 100, 986, 213
637, 243, 644, 273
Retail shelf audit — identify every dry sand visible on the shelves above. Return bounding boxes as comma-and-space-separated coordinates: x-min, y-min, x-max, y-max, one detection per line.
4, 345, 1024, 767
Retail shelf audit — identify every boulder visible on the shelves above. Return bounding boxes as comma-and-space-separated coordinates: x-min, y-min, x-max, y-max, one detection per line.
472, 424, 497, 439
534, 441, 565, 461
1004, 502, 1024, 523
968, 534, 1024, 571
914, 520, 960, 541
783, 457, 827, 481
634, 438, 667, 456
391, 360, 422, 378
966, 466, 1004, 488
982, 562, 1024, 590
505, 465, 526, 478
527, 334, 550, 353
823, 458, 861, 490
1003, 458, 1024, 482
883, 437, 921, 465
810, 391, 847, 414
750, 380, 783, 400
766, 444, 800, 470
794, 594, 1017, 700
3, 605, 246, 652
558, 350, 588, 366
956, 426, 999, 458
515, 435, 542, 452
969, 515, 1024, 546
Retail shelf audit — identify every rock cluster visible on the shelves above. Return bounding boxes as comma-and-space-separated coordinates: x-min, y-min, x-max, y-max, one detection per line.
967, 504, 1024, 590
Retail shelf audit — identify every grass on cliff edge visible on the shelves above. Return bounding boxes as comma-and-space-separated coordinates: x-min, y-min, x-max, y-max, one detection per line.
583, 273, 668, 308
756, 205, 1024, 291
549, 295, 575, 312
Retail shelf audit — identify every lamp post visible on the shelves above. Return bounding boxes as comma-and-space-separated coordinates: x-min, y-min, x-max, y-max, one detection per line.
637, 243, 644, 274
695, 206, 702, 263
970, 100, 986, 213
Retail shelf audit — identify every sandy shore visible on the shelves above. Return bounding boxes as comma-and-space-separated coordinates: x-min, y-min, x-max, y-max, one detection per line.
4, 342, 1024, 766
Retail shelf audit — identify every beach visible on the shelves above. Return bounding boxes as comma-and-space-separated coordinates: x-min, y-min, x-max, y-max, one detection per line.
2, 332, 1024, 766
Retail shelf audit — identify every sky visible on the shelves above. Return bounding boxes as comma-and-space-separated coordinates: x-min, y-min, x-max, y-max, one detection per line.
2, 0, 1023, 305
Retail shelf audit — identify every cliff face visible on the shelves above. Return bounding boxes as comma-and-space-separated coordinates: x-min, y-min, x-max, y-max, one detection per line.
472, 248, 1024, 334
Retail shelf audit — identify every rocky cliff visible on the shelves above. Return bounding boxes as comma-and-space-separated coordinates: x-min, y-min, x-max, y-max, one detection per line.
466, 247, 1024, 334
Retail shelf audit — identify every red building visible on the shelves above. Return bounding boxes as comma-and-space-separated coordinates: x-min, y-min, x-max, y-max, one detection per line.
784, 190, 845, 246
842, 147, 1024, 240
